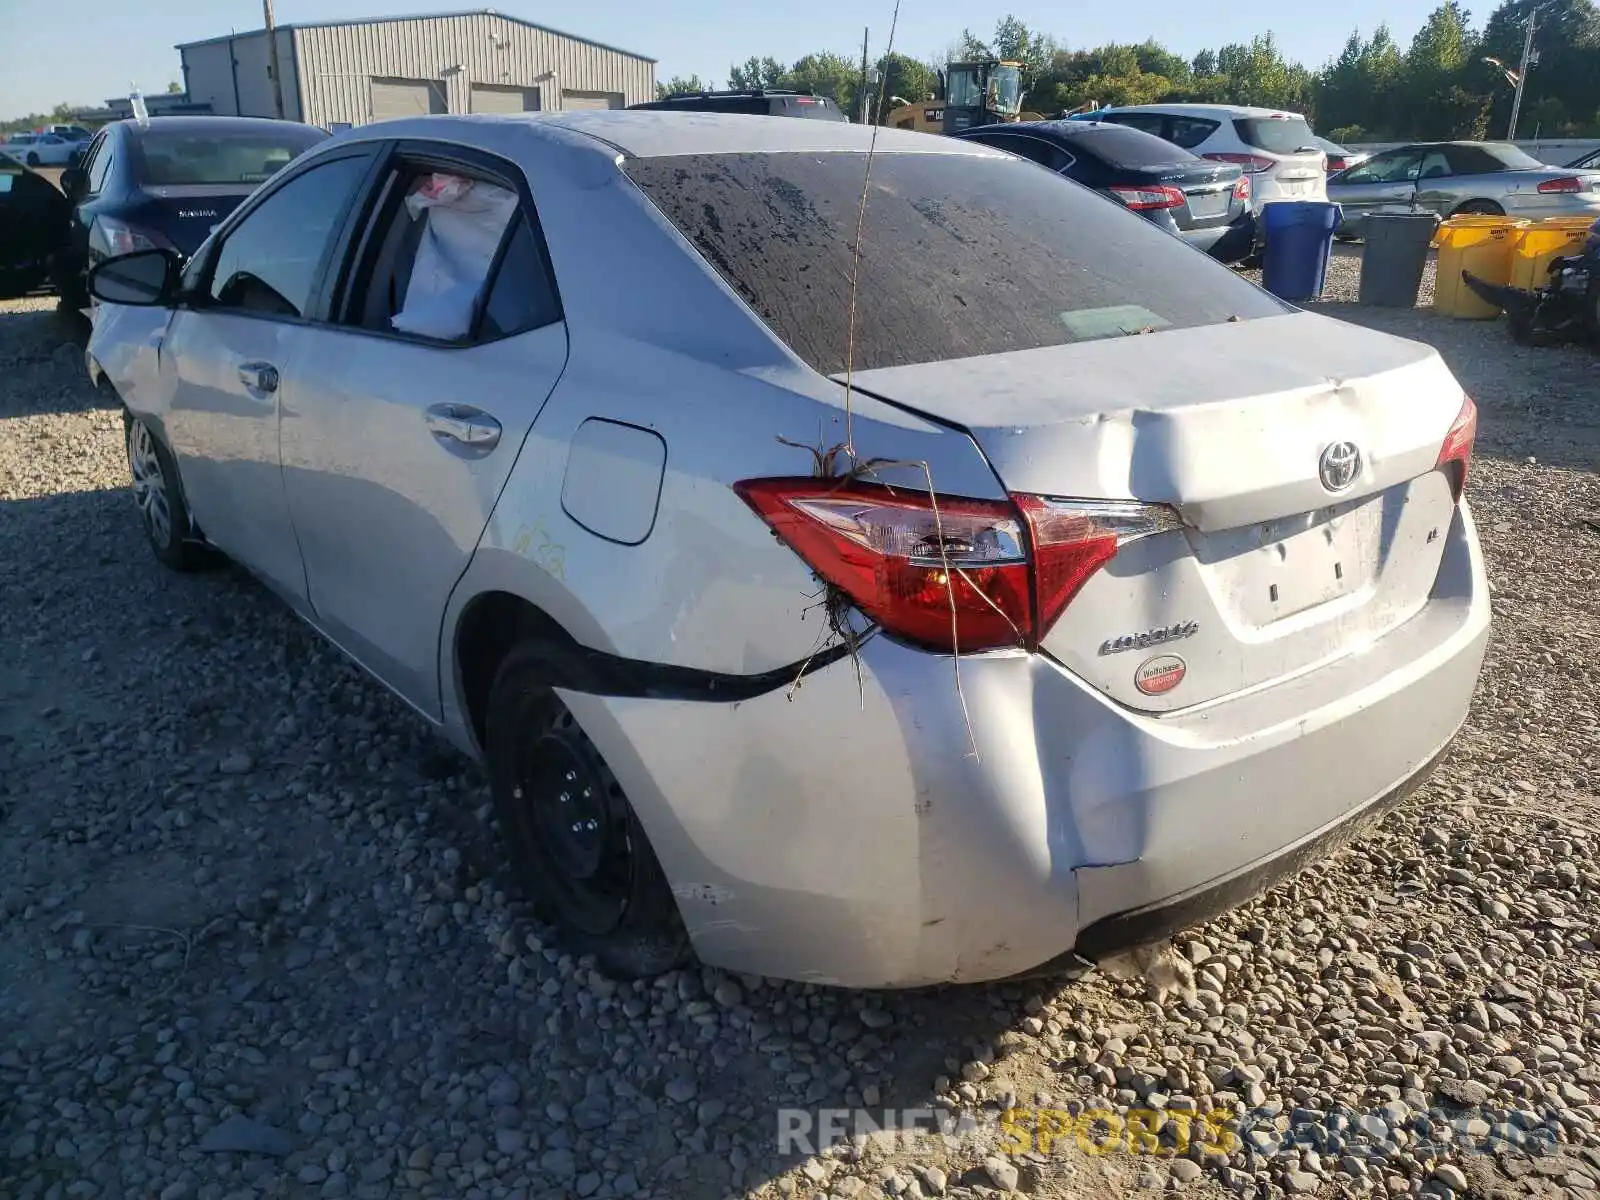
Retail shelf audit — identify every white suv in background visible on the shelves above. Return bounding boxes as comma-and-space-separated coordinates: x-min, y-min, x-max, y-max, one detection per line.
1094, 104, 1328, 212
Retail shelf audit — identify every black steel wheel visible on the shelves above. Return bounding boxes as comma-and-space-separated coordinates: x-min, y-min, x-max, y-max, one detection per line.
486, 645, 689, 979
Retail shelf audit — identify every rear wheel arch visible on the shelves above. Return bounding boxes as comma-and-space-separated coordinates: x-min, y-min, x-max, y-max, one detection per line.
1450, 198, 1504, 217
454, 591, 597, 752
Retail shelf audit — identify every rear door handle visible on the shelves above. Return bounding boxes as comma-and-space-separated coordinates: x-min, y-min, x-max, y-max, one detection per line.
425, 403, 501, 450
238, 361, 278, 394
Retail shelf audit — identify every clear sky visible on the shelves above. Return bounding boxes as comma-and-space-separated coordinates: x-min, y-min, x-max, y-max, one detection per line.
1, 0, 1452, 119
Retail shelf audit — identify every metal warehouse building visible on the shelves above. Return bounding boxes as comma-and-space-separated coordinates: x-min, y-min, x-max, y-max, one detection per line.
176, 8, 654, 129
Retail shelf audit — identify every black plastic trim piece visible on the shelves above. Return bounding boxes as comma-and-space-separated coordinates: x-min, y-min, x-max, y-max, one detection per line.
524, 634, 865, 704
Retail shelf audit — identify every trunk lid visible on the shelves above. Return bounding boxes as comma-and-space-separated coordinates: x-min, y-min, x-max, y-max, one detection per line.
128, 185, 256, 256
1120, 162, 1242, 229
841, 311, 1465, 711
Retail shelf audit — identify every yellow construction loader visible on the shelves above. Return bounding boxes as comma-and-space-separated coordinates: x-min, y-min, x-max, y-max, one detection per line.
884, 60, 1048, 134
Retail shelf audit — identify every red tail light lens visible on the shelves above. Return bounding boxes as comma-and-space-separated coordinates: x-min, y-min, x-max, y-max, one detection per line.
1110, 185, 1186, 211
1232, 175, 1251, 202
734, 479, 1180, 652
1203, 152, 1275, 174
1435, 393, 1478, 501
1537, 176, 1584, 194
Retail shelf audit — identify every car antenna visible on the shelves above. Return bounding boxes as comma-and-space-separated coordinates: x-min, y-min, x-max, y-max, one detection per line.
130, 85, 150, 129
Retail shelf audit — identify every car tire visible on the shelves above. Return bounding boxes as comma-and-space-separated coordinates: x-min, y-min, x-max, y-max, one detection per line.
486, 645, 690, 980
1451, 199, 1504, 217
123, 411, 206, 571
26, 152, 40, 166
58, 272, 90, 313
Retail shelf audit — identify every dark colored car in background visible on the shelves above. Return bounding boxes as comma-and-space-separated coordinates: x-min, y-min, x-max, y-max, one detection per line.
0, 152, 71, 299
955, 120, 1256, 264
629, 89, 848, 121
54, 115, 327, 308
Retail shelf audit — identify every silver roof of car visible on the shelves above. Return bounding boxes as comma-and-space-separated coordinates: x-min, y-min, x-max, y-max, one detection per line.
336, 110, 1007, 160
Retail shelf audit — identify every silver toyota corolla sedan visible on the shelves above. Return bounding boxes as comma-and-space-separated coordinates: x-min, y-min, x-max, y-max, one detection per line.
1330, 139, 1600, 235
83, 113, 1490, 988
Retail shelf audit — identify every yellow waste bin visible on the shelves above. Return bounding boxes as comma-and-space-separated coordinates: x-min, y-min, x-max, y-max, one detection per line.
1432, 216, 1528, 318
1510, 223, 1591, 290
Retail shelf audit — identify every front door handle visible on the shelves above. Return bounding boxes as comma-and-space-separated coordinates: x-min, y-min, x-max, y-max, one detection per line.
238, 361, 278, 394
425, 404, 501, 450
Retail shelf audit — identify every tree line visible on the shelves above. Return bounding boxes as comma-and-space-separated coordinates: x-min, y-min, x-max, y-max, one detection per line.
658, 0, 1600, 141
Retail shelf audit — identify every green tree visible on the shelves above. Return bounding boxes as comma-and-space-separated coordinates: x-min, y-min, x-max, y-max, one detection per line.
656, 75, 709, 99
991, 15, 1054, 73
786, 51, 861, 116
1134, 40, 1192, 85
727, 56, 787, 90
876, 52, 937, 116
1480, 0, 1600, 133
1405, 4, 1482, 136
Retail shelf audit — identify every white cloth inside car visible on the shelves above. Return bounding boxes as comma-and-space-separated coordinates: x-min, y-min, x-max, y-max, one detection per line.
391, 172, 518, 341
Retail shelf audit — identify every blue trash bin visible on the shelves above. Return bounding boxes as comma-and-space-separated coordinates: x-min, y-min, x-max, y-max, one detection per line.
1261, 201, 1343, 302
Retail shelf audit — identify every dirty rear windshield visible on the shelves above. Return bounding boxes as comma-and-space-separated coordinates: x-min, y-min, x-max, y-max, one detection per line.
624, 151, 1286, 374
1232, 117, 1317, 156
132, 129, 327, 186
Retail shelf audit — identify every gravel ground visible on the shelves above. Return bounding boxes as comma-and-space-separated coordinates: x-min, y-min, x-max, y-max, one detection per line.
2, 249, 1598, 1200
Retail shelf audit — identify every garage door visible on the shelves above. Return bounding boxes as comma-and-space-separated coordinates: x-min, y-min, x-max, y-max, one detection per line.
561, 91, 623, 111
369, 78, 444, 122
470, 85, 539, 114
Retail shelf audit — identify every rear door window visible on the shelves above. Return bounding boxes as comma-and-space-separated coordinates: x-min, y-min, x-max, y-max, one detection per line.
1165, 117, 1219, 150
624, 151, 1287, 375
1447, 145, 1515, 175
1077, 124, 1198, 168
1100, 112, 1166, 137
1232, 117, 1317, 155
1417, 150, 1452, 180
968, 133, 1070, 172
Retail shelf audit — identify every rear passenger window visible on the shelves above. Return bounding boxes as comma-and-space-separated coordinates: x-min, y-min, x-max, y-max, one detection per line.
344, 165, 558, 343
1166, 118, 1219, 149
1104, 113, 1165, 136
480, 216, 561, 337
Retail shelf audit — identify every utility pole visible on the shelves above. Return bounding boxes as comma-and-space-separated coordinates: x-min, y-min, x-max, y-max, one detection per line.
1506, 3, 1539, 141
263, 0, 286, 119
857, 28, 870, 124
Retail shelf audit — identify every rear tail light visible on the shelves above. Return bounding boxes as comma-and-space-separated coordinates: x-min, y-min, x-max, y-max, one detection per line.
734, 479, 1180, 652
1326, 156, 1348, 172
1232, 175, 1251, 202
1203, 152, 1275, 174
1537, 176, 1584, 194
1435, 393, 1478, 501
1110, 185, 1186, 211
90, 216, 174, 258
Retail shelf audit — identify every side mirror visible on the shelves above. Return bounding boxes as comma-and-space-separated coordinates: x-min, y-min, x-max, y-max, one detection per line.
60, 167, 85, 196
88, 248, 182, 307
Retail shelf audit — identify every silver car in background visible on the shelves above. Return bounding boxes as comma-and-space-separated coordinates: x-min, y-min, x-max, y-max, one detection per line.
84, 113, 1489, 989
1330, 140, 1600, 235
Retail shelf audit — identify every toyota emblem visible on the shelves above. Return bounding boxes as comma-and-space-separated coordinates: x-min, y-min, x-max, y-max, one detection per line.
1319, 441, 1361, 492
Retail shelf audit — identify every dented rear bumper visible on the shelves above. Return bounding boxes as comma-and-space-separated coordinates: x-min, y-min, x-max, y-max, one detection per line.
559, 501, 1489, 988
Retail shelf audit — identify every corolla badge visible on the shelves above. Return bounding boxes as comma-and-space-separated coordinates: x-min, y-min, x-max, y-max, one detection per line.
1099, 620, 1199, 656
1319, 441, 1361, 492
